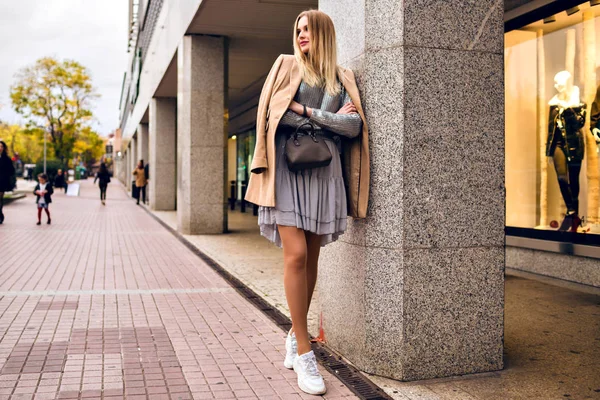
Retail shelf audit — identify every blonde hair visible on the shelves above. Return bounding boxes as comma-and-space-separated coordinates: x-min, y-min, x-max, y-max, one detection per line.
293, 10, 342, 96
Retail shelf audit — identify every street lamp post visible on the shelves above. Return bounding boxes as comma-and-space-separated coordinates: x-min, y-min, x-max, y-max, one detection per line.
43, 129, 47, 174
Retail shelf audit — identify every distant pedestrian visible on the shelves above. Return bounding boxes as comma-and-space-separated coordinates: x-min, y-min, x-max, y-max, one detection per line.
0, 140, 16, 224
34, 173, 53, 225
62, 170, 69, 193
94, 162, 111, 205
54, 169, 65, 192
133, 160, 147, 205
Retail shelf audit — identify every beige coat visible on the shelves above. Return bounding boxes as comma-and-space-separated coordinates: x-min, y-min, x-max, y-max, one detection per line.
244, 55, 370, 218
133, 168, 147, 187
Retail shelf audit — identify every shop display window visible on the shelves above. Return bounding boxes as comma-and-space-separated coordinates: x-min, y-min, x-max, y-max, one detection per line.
236, 130, 255, 200
505, 2, 600, 235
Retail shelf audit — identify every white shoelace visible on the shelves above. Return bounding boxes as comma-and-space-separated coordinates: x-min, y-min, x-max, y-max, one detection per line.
301, 354, 320, 377
289, 333, 297, 353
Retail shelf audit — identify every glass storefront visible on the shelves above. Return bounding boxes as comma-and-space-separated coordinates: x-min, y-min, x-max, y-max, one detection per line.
505, 2, 600, 236
229, 130, 255, 203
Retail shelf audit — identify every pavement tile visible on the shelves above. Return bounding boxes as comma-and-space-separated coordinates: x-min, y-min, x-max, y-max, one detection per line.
0, 181, 357, 400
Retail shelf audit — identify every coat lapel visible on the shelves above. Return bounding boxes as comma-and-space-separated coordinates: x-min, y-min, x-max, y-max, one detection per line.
289, 58, 302, 100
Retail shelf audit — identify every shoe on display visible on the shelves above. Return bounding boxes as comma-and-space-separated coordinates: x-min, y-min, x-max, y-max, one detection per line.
569, 215, 581, 233
284, 330, 297, 369
293, 350, 326, 395
558, 214, 574, 231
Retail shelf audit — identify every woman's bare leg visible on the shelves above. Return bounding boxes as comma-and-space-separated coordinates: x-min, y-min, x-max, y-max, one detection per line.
278, 225, 311, 355
305, 231, 321, 314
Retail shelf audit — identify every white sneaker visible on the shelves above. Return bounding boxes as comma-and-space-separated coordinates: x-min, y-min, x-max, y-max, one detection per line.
293, 350, 326, 395
284, 330, 297, 369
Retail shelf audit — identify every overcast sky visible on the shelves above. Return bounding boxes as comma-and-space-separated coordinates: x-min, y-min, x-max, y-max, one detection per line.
0, 0, 128, 136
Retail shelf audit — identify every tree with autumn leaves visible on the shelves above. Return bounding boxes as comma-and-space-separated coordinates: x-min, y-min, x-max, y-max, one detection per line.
8, 57, 104, 167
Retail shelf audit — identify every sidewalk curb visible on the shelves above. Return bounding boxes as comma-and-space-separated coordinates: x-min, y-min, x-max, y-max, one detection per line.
138, 201, 392, 400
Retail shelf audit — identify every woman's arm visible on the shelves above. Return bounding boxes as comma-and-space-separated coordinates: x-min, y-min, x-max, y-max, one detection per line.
308, 91, 362, 138
279, 109, 310, 129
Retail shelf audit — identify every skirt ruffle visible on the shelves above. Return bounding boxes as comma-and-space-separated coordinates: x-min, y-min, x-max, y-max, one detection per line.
258, 134, 347, 248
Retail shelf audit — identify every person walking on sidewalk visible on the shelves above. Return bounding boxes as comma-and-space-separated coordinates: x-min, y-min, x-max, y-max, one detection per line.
245, 9, 370, 396
54, 169, 65, 193
133, 160, 147, 205
94, 162, 111, 205
34, 173, 53, 225
0, 140, 16, 224
62, 169, 69, 193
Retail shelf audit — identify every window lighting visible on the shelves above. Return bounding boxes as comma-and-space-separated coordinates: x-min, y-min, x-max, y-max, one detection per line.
566, 6, 580, 15
543, 15, 556, 23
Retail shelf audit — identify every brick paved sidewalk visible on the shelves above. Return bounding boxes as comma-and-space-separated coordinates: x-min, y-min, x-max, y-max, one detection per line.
0, 180, 357, 400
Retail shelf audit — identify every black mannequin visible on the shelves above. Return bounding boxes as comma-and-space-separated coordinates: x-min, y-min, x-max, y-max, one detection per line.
545, 72, 586, 232
591, 84, 600, 141
547, 104, 586, 231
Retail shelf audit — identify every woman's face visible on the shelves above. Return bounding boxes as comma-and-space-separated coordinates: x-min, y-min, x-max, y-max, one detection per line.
0, 143, 4, 153
297, 16, 311, 54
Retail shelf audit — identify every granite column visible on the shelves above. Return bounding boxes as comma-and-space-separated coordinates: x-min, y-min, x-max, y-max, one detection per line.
177, 35, 228, 234
130, 135, 138, 192
318, 0, 505, 381
137, 123, 149, 167
149, 98, 177, 211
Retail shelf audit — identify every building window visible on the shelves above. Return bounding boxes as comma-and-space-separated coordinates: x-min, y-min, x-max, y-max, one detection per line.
227, 130, 256, 201
505, 2, 600, 235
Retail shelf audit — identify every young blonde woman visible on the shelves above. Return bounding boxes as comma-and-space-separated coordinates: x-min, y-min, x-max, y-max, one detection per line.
245, 9, 369, 395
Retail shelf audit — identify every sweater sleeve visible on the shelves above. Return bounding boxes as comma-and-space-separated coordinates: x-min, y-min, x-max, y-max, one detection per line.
309, 90, 362, 138
279, 110, 310, 129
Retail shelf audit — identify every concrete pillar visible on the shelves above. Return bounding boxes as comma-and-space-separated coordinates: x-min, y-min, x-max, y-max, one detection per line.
318, 1, 505, 381
176, 35, 227, 234
123, 150, 129, 186
130, 136, 137, 191
137, 123, 149, 167
149, 98, 177, 210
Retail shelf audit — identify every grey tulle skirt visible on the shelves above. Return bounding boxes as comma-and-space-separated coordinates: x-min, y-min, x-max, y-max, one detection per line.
258, 132, 348, 248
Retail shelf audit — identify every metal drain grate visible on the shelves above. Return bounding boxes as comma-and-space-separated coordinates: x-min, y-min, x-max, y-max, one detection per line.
146, 209, 393, 400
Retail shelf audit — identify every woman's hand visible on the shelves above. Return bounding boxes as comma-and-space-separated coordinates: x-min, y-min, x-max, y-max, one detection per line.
337, 102, 357, 115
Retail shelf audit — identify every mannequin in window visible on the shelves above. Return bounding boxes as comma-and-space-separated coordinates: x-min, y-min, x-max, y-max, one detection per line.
546, 70, 586, 232
591, 84, 600, 142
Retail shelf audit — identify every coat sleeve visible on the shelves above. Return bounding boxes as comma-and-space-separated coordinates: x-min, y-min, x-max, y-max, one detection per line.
48, 184, 54, 196
250, 55, 284, 174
